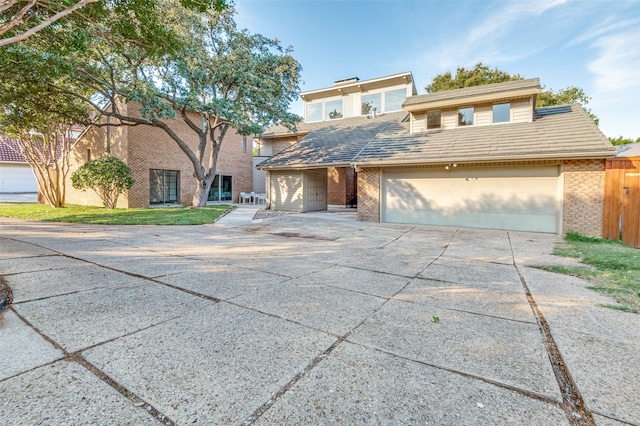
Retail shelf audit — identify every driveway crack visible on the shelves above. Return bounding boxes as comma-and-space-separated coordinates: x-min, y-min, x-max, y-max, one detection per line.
507, 232, 595, 426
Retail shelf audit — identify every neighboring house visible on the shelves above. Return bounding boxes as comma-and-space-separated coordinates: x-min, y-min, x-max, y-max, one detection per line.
256, 72, 417, 206
0, 135, 38, 193
258, 77, 616, 236
65, 101, 253, 208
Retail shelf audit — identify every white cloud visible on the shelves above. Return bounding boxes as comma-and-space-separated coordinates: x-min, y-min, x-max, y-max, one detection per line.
588, 29, 640, 94
433, 0, 567, 70
568, 16, 639, 46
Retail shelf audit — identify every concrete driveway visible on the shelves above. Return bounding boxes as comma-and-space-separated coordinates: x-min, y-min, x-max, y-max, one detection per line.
0, 209, 638, 425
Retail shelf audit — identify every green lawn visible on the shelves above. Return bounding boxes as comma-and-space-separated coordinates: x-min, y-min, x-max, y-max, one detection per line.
545, 232, 640, 313
0, 203, 233, 225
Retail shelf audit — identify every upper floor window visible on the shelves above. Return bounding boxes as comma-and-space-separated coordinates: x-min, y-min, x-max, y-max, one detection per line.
458, 107, 474, 126
306, 103, 322, 122
361, 93, 381, 115
427, 110, 441, 129
325, 99, 343, 120
385, 89, 406, 112
492, 102, 510, 123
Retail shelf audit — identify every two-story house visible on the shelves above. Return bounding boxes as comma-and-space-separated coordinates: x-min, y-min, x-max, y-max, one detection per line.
258, 76, 616, 236
256, 72, 417, 207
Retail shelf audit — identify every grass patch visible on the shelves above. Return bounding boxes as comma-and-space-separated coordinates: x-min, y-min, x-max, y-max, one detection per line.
546, 231, 640, 313
0, 203, 232, 225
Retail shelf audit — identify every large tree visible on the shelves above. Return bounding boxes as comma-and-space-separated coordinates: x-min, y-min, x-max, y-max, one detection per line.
1, 1, 300, 207
425, 62, 598, 124
0, 45, 93, 207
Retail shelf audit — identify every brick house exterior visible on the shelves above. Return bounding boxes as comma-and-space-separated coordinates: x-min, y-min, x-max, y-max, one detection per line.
357, 159, 608, 236
65, 101, 253, 208
259, 77, 615, 236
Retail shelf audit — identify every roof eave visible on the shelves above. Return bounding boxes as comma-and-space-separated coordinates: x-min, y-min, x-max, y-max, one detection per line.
403, 88, 539, 112
351, 151, 617, 168
257, 161, 353, 171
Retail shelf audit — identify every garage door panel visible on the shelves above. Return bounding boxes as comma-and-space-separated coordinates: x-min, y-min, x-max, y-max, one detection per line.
382, 167, 560, 233
0, 164, 37, 193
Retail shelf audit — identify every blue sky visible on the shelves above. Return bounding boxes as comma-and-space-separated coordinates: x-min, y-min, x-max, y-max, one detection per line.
234, 0, 640, 139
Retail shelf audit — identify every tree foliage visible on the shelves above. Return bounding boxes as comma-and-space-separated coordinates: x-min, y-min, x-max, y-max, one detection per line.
0, 0, 227, 47
71, 155, 134, 209
425, 63, 522, 93
0, 0, 98, 46
1, 0, 300, 207
0, 64, 93, 207
425, 62, 598, 124
609, 136, 640, 146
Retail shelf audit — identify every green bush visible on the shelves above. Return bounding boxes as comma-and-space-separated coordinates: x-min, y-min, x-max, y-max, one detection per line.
71, 156, 134, 209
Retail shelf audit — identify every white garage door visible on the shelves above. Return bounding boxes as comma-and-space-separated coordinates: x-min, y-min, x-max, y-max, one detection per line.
382, 166, 560, 233
0, 163, 37, 193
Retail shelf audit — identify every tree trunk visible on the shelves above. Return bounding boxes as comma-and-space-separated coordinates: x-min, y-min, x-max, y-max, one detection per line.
191, 179, 210, 207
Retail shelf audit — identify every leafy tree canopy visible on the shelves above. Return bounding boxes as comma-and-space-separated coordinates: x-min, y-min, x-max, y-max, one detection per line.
609, 136, 640, 146
1, 0, 301, 207
425, 62, 599, 124
0, 0, 227, 47
425, 63, 522, 93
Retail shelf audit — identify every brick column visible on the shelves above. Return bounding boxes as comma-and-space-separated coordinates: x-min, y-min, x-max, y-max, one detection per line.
563, 159, 606, 236
357, 167, 380, 222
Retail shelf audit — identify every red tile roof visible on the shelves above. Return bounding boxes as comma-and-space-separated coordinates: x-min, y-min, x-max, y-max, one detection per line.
0, 135, 27, 163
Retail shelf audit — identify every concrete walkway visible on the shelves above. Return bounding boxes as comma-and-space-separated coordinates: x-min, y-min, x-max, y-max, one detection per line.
0, 211, 638, 425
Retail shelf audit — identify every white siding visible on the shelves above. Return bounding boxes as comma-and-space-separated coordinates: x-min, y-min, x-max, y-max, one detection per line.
253, 157, 268, 193
267, 170, 304, 211
343, 94, 353, 118
475, 105, 491, 126
411, 113, 426, 133
512, 98, 533, 123
442, 109, 458, 129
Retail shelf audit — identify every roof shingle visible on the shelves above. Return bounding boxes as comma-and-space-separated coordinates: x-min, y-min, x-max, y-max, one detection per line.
258, 104, 614, 170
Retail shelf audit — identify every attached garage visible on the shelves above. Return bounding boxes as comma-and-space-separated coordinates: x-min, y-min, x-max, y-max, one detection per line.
0, 163, 37, 193
267, 169, 327, 212
382, 165, 561, 233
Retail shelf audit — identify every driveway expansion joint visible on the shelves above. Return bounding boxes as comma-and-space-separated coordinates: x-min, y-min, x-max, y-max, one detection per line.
508, 233, 595, 426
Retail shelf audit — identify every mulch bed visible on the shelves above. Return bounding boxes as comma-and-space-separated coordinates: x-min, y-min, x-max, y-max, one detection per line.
0, 277, 12, 311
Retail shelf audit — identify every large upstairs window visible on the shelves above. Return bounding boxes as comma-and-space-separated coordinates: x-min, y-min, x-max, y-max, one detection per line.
385, 89, 406, 112
458, 107, 474, 126
492, 102, 510, 123
325, 99, 343, 120
306, 103, 322, 122
427, 110, 441, 129
361, 93, 381, 115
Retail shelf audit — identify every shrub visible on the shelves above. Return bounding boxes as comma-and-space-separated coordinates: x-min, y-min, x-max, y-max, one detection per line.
71, 156, 134, 209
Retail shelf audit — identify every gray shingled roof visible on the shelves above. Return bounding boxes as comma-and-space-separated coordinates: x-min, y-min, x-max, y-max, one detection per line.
402, 78, 540, 108
354, 104, 614, 166
257, 112, 407, 169
616, 143, 640, 157
258, 104, 614, 170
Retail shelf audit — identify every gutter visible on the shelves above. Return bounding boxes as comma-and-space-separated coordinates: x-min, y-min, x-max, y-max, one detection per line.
351, 150, 617, 168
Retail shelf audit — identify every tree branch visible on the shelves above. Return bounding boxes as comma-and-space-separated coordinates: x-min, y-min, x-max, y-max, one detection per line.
0, 0, 99, 46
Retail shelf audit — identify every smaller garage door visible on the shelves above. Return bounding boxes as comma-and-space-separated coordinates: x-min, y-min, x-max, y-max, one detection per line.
382, 166, 560, 233
0, 163, 37, 193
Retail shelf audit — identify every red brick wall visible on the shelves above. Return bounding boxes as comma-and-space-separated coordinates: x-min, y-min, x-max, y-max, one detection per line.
563, 159, 606, 236
327, 166, 356, 206
66, 101, 252, 208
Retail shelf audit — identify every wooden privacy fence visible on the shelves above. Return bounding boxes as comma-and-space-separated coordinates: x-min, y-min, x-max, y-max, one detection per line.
604, 158, 640, 247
